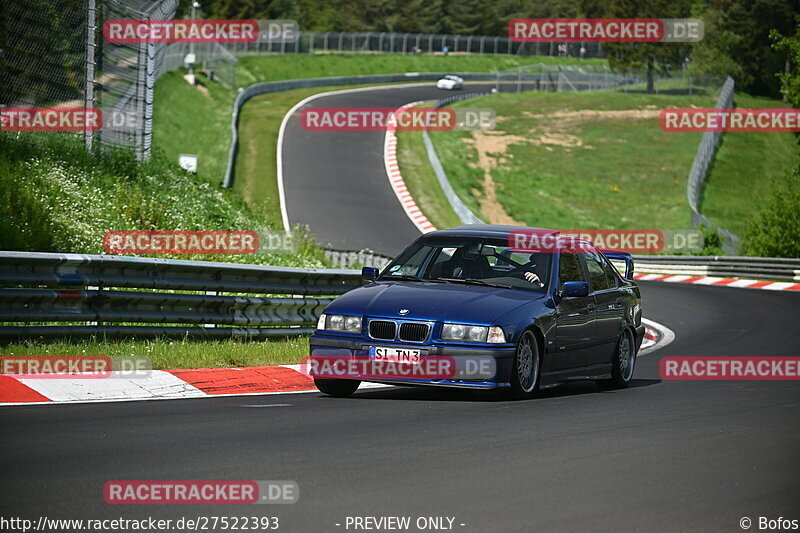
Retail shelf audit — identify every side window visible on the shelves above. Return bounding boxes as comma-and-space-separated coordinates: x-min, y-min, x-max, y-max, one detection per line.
600, 255, 620, 287
558, 252, 587, 288
585, 251, 611, 291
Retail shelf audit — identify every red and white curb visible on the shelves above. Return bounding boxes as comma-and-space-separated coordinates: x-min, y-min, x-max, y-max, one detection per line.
0, 321, 670, 406
0, 364, 387, 406
384, 101, 437, 234
633, 273, 800, 292
640, 318, 675, 355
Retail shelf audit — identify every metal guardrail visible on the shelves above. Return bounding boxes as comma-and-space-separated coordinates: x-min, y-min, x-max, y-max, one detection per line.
223, 72, 498, 189
324, 249, 393, 270
631, 255, 800, 282
423, 92, 489, 225
421, 68, 648, 226
4, 250, 795, 343
0, 251, 363, 342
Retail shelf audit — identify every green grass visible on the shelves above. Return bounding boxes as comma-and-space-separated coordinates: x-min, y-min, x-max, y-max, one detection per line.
152, 71, 235, 185
426, 89, 717, 230
235, 84, 389, 227
152, 54, 610, 210
234, 54, 608, 86
395, 102, 464, 230
0, 130, 327, 267
0, 337, 308, 369
701, 94, 800, 237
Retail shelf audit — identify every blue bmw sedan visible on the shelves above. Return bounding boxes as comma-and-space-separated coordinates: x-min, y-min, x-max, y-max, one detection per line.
310, 225, 645, 399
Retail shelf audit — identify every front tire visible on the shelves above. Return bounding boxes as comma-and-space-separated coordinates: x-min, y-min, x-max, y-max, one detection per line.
509, 331, 540, 400
599, 328, 636, 389
314, 379, 361, 397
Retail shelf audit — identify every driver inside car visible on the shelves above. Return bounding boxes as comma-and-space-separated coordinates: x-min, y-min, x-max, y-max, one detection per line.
432, 244, 492, 279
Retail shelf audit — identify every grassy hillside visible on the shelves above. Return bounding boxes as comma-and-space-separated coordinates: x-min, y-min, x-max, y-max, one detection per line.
0, 132, 326, 267
701, 94, 799, 237
234, 54, 607, 86
422, 89, 716, 231
152, 54, 610, 224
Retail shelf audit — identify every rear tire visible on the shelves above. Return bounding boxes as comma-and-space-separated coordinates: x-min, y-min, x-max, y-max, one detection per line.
314, 379, 361, 397
598, 328, 636, 389
509, 331, 541, 400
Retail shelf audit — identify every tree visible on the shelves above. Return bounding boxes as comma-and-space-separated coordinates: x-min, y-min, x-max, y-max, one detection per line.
742, 166, 800, 258
687, 2, 745, 81
603, 0, 695, 93
771, 15, 800, 107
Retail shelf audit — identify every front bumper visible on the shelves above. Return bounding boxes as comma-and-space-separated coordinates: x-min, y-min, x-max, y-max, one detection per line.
310, 333, 516, 389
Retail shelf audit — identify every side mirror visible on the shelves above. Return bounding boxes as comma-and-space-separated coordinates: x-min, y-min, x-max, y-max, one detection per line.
361, 266, 379, 281
601, 251, 634, 280
561, 281, 590, 298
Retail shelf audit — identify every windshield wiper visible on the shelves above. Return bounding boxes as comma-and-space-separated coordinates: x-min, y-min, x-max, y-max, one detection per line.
380, 274, 424, 282
437, 277, 514, 289
380, 274, 446, 283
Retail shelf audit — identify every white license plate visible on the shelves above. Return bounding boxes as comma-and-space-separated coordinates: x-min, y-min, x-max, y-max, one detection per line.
369, 346, 422, 364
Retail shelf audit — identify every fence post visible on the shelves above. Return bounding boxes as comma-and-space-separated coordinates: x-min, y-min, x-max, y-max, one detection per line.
84, 0, 97, 152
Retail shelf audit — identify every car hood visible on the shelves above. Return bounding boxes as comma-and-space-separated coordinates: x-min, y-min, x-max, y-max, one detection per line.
325, 281, 545, 324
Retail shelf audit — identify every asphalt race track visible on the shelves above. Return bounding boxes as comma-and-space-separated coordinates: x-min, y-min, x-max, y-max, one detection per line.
3, 282, 799, 532
281, 83, 498, 256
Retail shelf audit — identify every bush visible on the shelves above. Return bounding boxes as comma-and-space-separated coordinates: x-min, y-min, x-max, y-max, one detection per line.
0, 132, 329, 267
741, 165, 800, 258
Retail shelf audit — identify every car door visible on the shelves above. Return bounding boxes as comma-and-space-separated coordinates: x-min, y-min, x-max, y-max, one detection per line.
584, 249, 625, 365
552, 252, 597, 370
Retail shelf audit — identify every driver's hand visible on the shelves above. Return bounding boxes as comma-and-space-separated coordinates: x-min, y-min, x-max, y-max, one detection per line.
524, 271, 542, 285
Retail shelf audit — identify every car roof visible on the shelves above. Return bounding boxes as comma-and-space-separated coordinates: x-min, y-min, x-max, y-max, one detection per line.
421, 225, 596, 247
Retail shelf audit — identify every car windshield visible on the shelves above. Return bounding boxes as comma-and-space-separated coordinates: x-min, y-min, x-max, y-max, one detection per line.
379, 237, 552, 292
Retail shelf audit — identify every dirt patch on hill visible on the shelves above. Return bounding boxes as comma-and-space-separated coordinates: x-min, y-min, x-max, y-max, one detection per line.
460, 107, 661, 223
522, 107, 662, 127
463, 132, 526, 225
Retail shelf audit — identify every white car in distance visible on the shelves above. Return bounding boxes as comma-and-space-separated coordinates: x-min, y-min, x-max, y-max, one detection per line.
436, 75, 464, 90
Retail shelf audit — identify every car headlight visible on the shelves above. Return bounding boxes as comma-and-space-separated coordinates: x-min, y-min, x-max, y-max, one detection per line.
317, 314, 362, 333
441, 324, 506, 343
